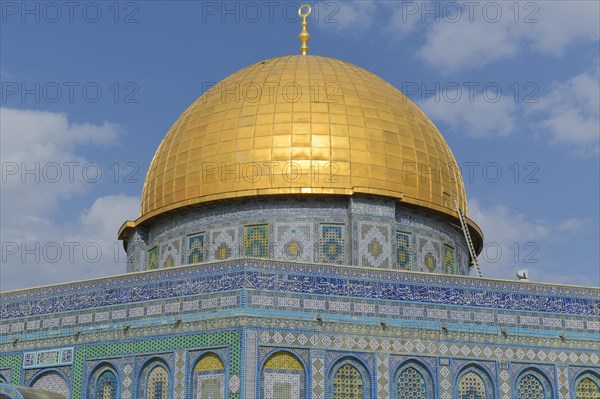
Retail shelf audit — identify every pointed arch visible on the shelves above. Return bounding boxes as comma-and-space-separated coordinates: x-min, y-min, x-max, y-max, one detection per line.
193, 352, 226, 399
138, 358, 171, 399
329, 357, 371, 399
394, 359, 434, 399
455, 364, 495, 399
261, 350, 306, 399
87, 362, 120, 399
29, 369, 70, 398
573, 371, 600, 399
515, 368, 553, 399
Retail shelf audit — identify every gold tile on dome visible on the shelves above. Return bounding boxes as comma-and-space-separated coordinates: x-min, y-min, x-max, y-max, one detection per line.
138, 55, 474, 236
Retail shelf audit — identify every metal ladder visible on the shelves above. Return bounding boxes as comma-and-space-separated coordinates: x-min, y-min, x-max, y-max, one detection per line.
456, 204, 483, 278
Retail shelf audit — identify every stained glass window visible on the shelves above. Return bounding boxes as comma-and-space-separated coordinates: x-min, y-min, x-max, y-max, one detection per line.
576, 378, 600, 399
333, 364, 363, 399
147, 366, 168, 399
397, 366, 429, 398
517, 374, 546, 399
459, 371, 486, 399
95, 370, 117, 399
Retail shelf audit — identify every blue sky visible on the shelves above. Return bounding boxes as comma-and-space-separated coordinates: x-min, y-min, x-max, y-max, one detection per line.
1, 0, 598, 290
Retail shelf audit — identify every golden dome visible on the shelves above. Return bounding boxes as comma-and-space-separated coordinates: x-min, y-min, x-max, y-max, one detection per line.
137, 55, 481, 245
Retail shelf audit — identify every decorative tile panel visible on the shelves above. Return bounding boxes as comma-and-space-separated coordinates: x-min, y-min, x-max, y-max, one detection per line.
319, 224, 345, 264
244, 224, 269, 258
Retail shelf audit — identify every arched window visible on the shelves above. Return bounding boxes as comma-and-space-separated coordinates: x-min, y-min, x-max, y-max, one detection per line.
333, 363, 364, 399
194, 353, 225, 399
30, 371, 70, 397
516, 370, 552, 399
395, 362, 433, 399
576, 377, 600, 399
95, 370, 117, 399
459, 371, 486, 399
456, 366, 494, 399
146, 366, 169, 399
262, 351, 305, 399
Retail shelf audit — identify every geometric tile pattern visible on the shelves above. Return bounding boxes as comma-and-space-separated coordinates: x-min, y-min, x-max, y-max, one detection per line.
439, 365, 452, 399
274, 223, 313, 262
174, 351, 186, 399
5, 259, 598, 320
67, 331, 241, 399
518, 374, 546, 399
123, 363, 133, 399
397, 366, 429, 398
263, 352, 304, 399
264, 352, 303, 371
332, 364, 363, 399
95, 370, 117, 399
146, 366, 168, 399
557, 366, 569, 399
576, 378, 600, 398
311, 356, 325, 399
395, 231, 412, 270
264, 372, 301, 399
244, 225, 269, 258
320, 224, 345, 264
197, 374, 224, 399
31, 371, 70, 397
244, 331, 257, 399
193, 353, 225, 399
147, 247, 158, 270
209, 228, 238, 261
459, 371, 486, 399
187, 233, 205, 264
160, 239, 181, 268
443, 244, 456, 274
418, 239, 440, 273
376, 354, 389, 398
500, 369, 511, 399
358, 223, 391, 268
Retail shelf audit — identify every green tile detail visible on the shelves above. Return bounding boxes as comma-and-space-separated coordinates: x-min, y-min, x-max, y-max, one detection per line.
244, 225, 269, 258
0, 354, 22, 384
443, 244, 456, 274
69, 331, 240, 398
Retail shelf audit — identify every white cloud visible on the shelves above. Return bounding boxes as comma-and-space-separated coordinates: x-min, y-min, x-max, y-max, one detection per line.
468, 199, 595, 286
0, 108, 138, 291
557, 218, 590, 234
417, 15, 518, 74
422, 89, 517, 137
321, 0, 378, 33
418, 1, 599, 73
528, 70, 600, 155
321, 1, 599, 73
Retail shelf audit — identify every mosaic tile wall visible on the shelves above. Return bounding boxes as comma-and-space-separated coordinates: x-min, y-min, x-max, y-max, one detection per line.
129, 196, 470, 275
1, 319, 599, 399
1, 256, 598, 399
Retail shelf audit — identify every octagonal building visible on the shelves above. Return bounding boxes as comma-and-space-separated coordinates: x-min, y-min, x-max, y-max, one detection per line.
1, 19, 598, 399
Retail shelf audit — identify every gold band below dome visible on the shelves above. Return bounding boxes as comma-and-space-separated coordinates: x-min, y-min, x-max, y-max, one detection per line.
137, 55, 482, 250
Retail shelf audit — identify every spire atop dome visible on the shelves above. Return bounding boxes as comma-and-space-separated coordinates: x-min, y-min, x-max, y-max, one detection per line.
298, 4, 311, 55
